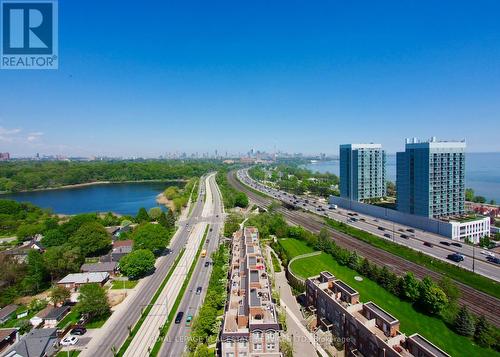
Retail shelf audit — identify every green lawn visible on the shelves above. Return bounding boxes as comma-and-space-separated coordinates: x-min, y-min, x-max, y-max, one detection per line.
86, 314, 110, 328
278, 238, 314, 258
57, 310, 79, 328
111, 280, 139, 289
56, 350, 80, 357
290, 250, 498, 357
271, 253, 282, 272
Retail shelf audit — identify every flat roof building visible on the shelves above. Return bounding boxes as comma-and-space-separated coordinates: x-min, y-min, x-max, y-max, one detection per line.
220, 227, 281, 357
397, 138, 465, 218
306, 271, 450, 357
340, 144, 386, 202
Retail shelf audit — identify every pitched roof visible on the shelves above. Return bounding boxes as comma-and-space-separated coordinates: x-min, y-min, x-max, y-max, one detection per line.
0, 328, 17, 340
0, 304, 18, 320
81, 261, 117, 272
58, 272, 109, 285
45, 305, 70, 320
4, 328, 58, 357
113, 240, 133, 248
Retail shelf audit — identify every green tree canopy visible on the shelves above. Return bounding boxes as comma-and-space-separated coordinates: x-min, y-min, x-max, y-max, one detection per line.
76, 283, 110, 321
132, 223, 171, 253
401, 272, 420, 302
453, 305, 476, 337
50, 285, 71, 306
418, 277, 448, 315
135, 207, 150, 223
44, 245, 84, 279
70, 222, 111, 257
119, 249, 156, 279
41, 229, 67, 247
21, 250, 49, 295
148, 207, 163, 220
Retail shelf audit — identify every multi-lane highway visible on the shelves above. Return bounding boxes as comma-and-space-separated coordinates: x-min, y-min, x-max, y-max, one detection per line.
238, 168, 500, 282
159, 172, 224, 357
228, 169, 500, 327
80, 174, 212, 357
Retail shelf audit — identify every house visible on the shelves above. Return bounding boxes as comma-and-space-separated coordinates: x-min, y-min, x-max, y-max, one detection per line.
0, 328, 18, 354
4, 327, 59, 357
0, 304, 19, 324
43, 306, 70, 328
58, 272, 110, 291
81, 261, 118, 275
101, 240, 133, 262
30, 305, 54, 327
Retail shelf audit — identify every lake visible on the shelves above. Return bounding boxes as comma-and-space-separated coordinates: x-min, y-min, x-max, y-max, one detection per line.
303, 153, 500, 203
1, 181, 184, 216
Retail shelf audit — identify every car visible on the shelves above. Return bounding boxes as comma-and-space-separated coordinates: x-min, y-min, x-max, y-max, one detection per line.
196, 286, 202, 295
185, 315, 193, 327
489, 257, 500, 264
407, 228, 415, 233
423, 242, 433, 248
481, 250, 495, 257
204, 261, 210, 267
175, 311, 184, 324
384, 233, 391, 238
451, 242, 462, 248
377, 227, 385, 231
447, 253, 464, 262
70, 326, 87, 336
61, 336, 79, 346
398, 229, 405, 232
400, 234, 408, 239
440, 241, 451, 246
359, 218, 365, 222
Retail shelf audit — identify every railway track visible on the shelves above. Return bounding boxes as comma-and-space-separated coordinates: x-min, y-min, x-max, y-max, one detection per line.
228, 171, 500, 327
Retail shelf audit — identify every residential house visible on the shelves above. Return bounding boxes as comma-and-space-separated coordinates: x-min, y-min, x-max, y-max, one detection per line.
58, 272, 110, 291
43, 306, 70, 329
0, 305, 18, 324
30, 306, 54, 327
0, 328, 18, 354
81, 261, 118, 275
101, 240, 133, 262
4, 327, 59, 357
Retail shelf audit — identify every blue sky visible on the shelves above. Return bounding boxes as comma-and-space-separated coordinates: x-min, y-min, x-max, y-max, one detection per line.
1, 0, 499, 157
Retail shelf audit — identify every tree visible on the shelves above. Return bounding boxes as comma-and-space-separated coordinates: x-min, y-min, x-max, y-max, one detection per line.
347, 251, 359, 270
453, 305, 475, 337
41, 229, 67, 247
148, 207, 163, 220
16, 223, 44, 242
193, 344, 210, 357
50, 285, 70, 306
163, 186, 179, 199
165, 209, 176, 229
438, 277, 460, 303
474, 315, 495, 347
60, 213, 98, 236
21, 250, 49, 295
76, 283, 110, 321
474, 196, 486, 203
386, 181, 396, 197
135, 207, 150, 223
465, 188, 475, 202
119, 249, 155, 279
234, 192, 249, 208
70, 222, 111, 257
132, 223, 171, 253
401, 272, 420, 302
44, 245, 84, 280
418, 277, 448, 315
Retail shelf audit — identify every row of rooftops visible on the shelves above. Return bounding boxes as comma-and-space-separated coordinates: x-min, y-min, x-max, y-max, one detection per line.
222, 227, 279, 338
307, 271, 450, 357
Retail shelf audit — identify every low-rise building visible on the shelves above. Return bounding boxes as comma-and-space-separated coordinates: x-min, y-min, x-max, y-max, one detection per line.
306, 271, 450, 357
0, 328, 18, 353
220, 227, 281, 357
81, 261, 118, 275
58, 272, 110, 291
43, 305, 70, 328
4, 327, 59, 357
0, 305, 19, 324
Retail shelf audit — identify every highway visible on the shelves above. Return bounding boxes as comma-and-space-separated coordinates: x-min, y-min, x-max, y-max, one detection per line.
237, 168, 500, 282
80, 174, 211, 357
228, 169, 500, 327
159, 173, 224, 357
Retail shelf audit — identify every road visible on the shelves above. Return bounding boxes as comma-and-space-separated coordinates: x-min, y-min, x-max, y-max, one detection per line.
80, 174, 211, 357
228, 169, 500, 327
159, 172, 224, 357
238, 168, 500, 282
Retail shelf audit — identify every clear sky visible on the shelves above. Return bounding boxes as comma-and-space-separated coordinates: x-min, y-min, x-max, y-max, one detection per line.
1, 0, 499, 157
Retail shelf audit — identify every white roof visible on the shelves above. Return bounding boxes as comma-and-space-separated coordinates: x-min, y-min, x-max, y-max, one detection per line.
58, 272, 109, 284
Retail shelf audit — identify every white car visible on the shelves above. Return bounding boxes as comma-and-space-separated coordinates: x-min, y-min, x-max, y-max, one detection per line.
61, 336, 78, 346
481, 250, 495, 257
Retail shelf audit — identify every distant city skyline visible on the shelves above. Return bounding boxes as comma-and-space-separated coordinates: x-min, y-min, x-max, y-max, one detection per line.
1, 1, 500, 156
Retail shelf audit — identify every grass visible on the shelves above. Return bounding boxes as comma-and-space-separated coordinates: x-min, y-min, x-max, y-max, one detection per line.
287, 243, 498, 357
150, 224, 210, 356
56, 351, 80, 357
278, 238, 315, 258
86, 315, 110, 328
117, 246, 186, 356
57, 310, 80, 328
271, 252, 282, 272
325, 218, 500, 300
111, 280, 139, 289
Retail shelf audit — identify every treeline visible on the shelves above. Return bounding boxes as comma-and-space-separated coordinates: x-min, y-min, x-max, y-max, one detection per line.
249, 164, 339, 198
163, 178, 198, 213
0, 160, 220, 192
248, 210, 500, 351
187, 244, 229, 355
216, 171, 248, 209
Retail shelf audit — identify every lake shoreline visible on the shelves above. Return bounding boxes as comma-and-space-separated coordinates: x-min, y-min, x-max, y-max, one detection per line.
0, 179, 188, 195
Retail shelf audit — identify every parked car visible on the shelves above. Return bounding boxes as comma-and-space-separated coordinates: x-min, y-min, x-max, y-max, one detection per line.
440, 241, 451, 246
70, 326, 87, 336
423, 242, 433, 248
185, 315, 193, 327
61, 336, 79, 346
175, 311, 184, 324
384, 233, 391, 238
451, 242, 462, 248
196, 286, 202, 295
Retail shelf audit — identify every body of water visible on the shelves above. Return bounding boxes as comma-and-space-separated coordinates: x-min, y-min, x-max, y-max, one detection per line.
303, 153, 500, 203
1, 181, 183, 216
